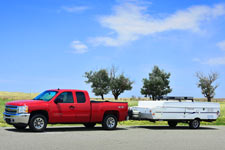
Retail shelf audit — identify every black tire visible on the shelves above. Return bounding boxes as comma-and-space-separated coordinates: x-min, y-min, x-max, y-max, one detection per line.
189, 119, 200, 129
29, 114, 47, 132
168, 121, 178, 128
13, 124, 27, 130
102, 115, 117, 130
83, 123, 96, 128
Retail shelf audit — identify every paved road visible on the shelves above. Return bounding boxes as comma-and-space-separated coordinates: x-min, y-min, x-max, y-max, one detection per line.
0, 125, 225, 150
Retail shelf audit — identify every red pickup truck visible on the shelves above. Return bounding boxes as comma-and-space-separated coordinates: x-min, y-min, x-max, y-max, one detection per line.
3, 89, 128, 132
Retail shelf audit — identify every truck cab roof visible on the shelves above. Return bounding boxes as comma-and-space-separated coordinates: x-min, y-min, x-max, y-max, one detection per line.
48, 89, 88, 93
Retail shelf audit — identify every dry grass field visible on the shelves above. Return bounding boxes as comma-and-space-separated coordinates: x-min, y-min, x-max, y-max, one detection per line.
0, 91, 39, 100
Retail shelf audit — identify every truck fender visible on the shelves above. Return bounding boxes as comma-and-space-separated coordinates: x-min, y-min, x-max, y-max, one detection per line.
103, 110, 119, 120
29, 110, 49, 122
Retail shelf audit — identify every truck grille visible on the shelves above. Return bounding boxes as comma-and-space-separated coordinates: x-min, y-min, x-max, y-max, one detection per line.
5, 105, 18, 114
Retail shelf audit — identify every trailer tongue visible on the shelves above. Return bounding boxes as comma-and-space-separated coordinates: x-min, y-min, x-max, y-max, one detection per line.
129, 96, 220, 129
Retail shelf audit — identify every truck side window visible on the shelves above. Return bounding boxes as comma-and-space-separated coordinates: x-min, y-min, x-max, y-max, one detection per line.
76, 92, 86, 103
57, 92, 74, 103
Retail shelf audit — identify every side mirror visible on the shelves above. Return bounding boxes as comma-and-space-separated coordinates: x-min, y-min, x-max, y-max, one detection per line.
55, 98, 63, 104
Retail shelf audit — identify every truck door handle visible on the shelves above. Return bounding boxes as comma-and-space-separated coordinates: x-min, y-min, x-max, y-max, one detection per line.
69, 106, 75, 109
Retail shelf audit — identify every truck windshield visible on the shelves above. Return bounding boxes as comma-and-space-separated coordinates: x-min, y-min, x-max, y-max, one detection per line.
33, 91, 58, 101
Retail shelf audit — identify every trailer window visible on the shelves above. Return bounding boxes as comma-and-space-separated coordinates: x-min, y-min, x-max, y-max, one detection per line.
76, 92, 86, 103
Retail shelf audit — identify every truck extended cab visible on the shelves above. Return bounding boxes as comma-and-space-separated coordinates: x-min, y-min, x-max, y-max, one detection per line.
3, 89, 128, 132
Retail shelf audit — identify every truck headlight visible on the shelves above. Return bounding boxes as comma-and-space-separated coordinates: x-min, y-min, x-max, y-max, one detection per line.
18, 106, 28, 114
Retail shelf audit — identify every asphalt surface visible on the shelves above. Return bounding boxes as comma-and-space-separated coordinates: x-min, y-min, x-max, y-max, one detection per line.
0, 125, 225, 150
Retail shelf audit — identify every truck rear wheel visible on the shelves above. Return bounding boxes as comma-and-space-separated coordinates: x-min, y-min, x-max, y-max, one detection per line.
13, 124, 27, 130
189, 119, 200, 129
29, 114, 47, 132
102, 115, 117, 130
83, 123, 96, 128
168, 121, 177, 128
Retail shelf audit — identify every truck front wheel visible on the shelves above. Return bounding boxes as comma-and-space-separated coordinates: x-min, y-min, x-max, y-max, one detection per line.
189, 119, 200, 129
168, 121, 177, 128
29, 114, 47, 132
102, 115, 117, 130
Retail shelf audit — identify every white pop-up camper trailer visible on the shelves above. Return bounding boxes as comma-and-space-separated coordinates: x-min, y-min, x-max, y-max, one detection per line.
129, 96, 220, 129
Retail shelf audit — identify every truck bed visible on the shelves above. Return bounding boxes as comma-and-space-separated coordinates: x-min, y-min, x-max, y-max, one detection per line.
91, 100, 127, 103
90, 100, 128, 123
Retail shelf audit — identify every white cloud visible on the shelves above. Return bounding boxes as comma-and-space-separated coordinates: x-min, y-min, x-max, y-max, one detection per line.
205, 56, 225, 65
195, 40, 225, 65
0, 79, 14, 83
217, 40, 225, 51
71, 41, 88, 54
192, 58, 201, 63
91, 3, 225, 46
204, 40, 225, 65
61, 6, 89, 13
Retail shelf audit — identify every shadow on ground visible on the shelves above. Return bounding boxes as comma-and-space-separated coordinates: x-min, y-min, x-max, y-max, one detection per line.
5, 126, 128, 133
129, 125, 218, 130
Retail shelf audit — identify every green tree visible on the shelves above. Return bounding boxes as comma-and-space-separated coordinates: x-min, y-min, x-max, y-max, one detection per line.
110, 66, 133, 100
141, 66, 172, 100
196, 72, 219, 102
84, 69, 110, 100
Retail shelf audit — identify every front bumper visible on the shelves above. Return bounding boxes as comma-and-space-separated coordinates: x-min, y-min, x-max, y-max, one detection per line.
3, 112, 30, 125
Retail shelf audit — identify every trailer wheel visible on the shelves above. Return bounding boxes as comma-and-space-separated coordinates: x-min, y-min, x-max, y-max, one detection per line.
102, 114, 117, 130
168, 121, 177, 128
13, 124, 27, 130
189, 119, 200, 129
83, 123, 96, 128
29, 114, 47, 132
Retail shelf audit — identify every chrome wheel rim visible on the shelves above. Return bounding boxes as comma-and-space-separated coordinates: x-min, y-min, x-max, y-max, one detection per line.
106, 117, 115, 128
33, 117, 45, 129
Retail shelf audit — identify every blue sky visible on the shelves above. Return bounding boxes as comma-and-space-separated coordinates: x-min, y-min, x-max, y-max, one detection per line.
0, 0, 225, 98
